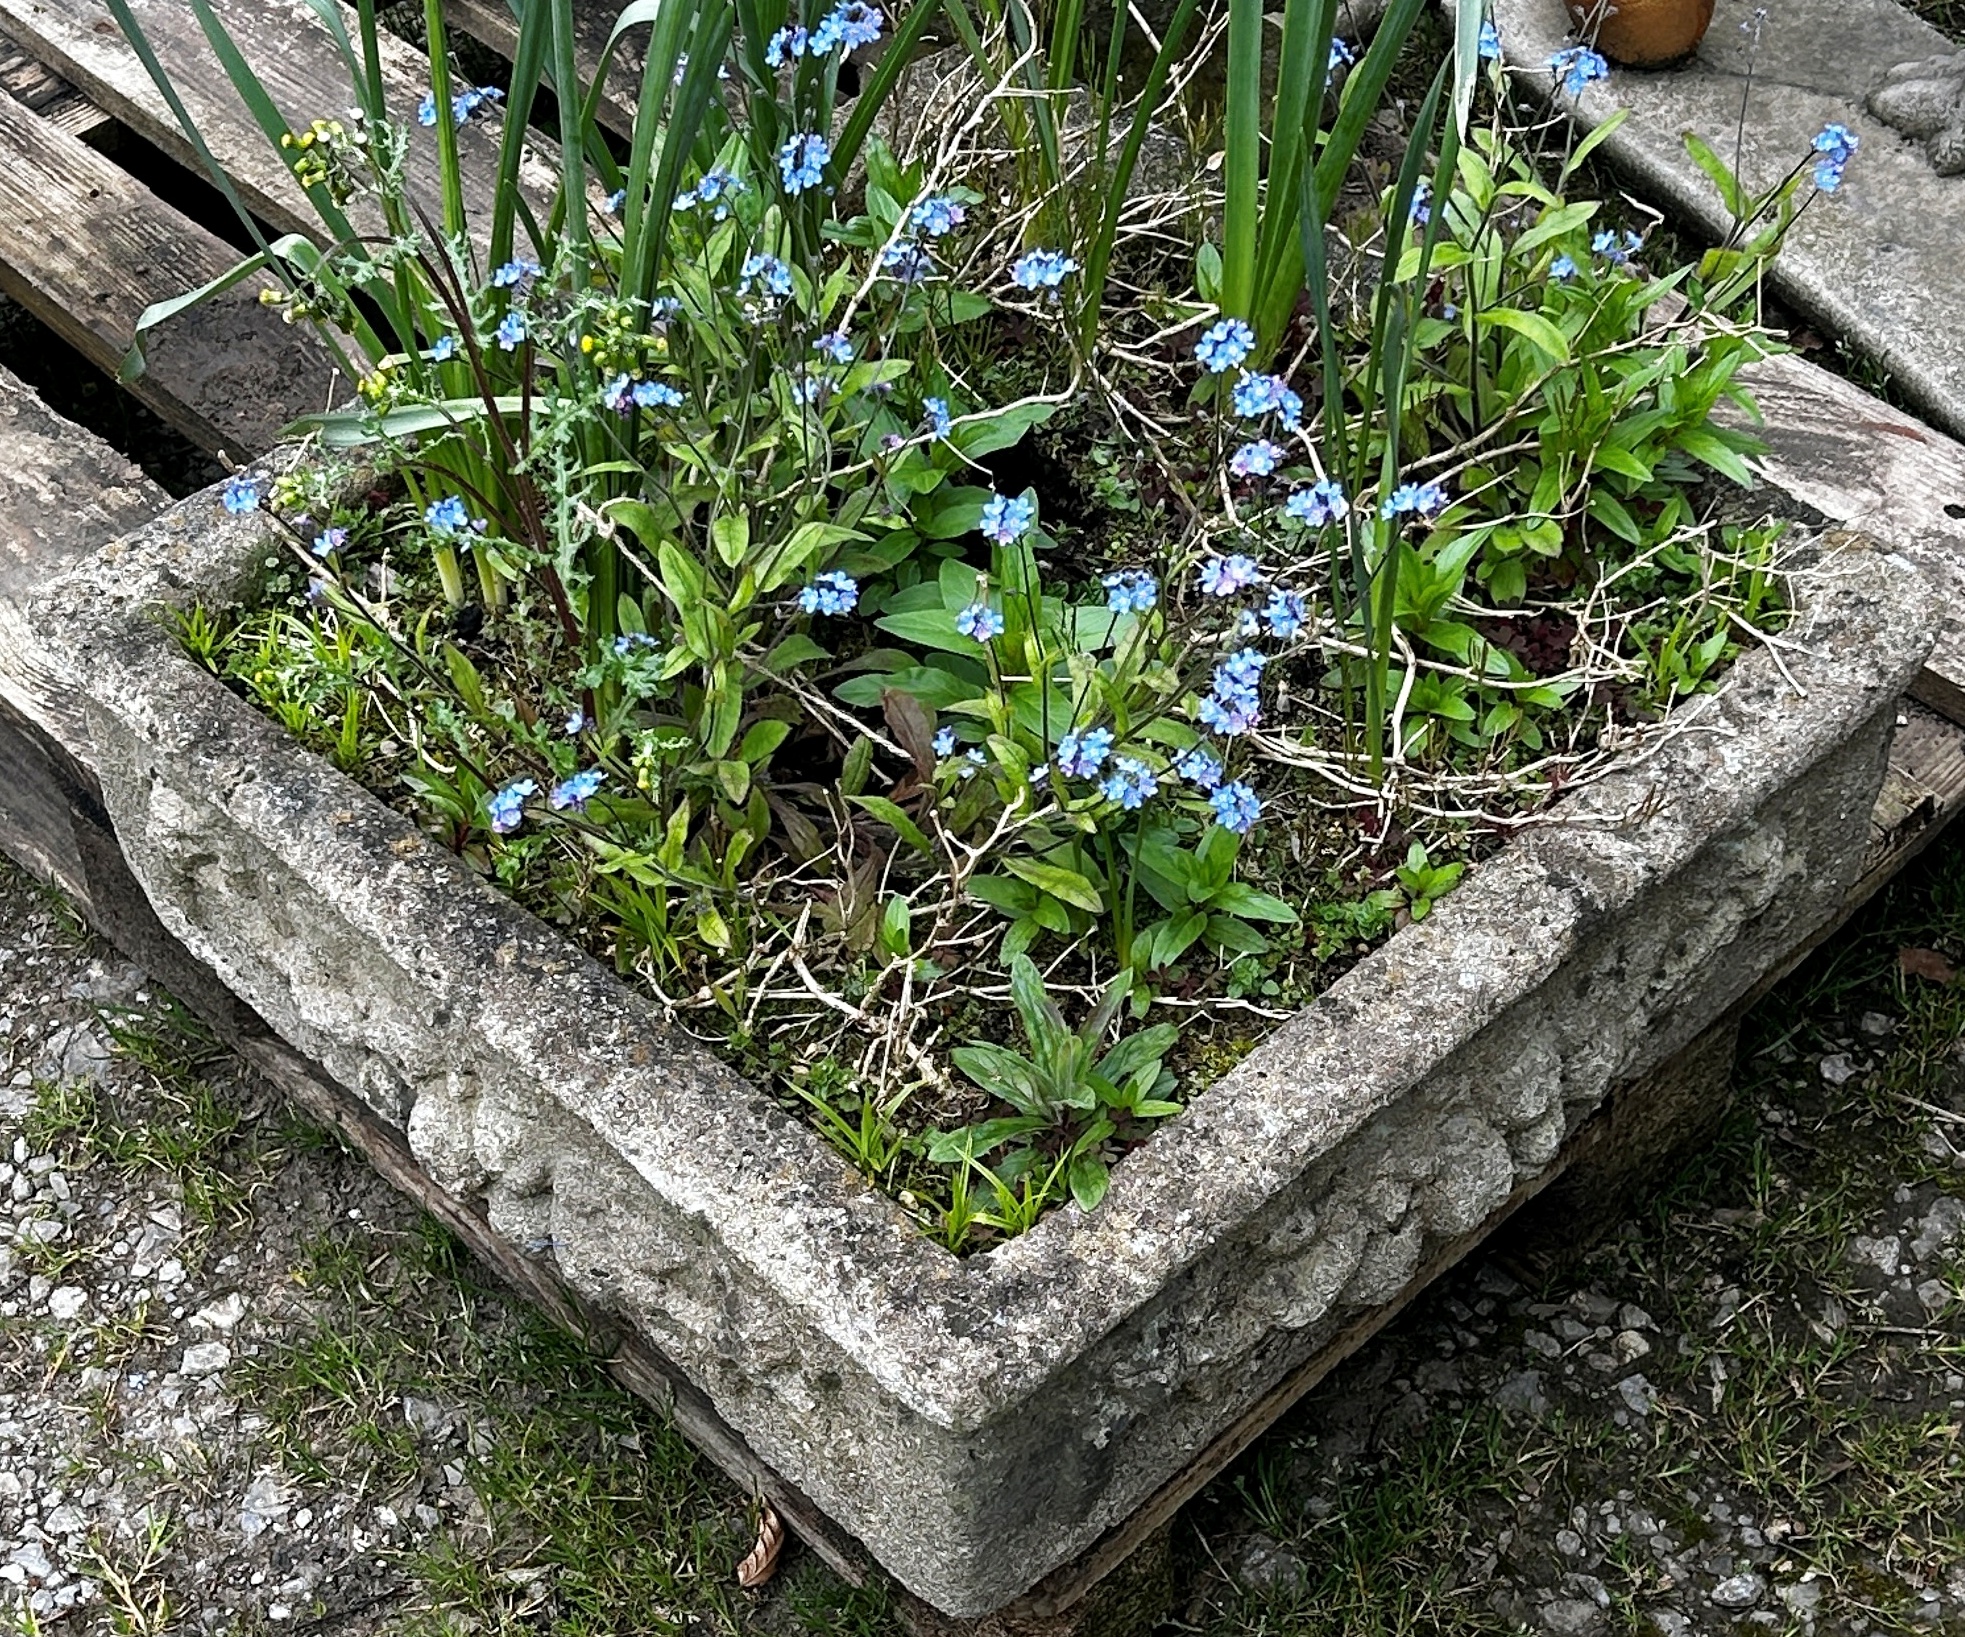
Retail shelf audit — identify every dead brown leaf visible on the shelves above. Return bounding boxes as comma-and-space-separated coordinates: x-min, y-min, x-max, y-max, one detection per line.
1899, 946, 1957, 985
882, 688, 938, 782
737, 1501, 785, 1589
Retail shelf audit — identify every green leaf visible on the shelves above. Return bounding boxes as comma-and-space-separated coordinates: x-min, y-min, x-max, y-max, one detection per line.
1476, 306, 1571, 365
965, 874, 1038, 914
1008, 953, 1070, 1052
738, 720, 792, 763
1587, 487, 1642, 544
873, 609, 987, 659
1195, 240, 1224, 304
950, 401, 1058, 460
1560, 108, 1631, 183
1209, 883, 1300, 924
762, 634, 830, 675
1511, 198, 1597, 258
1205, 914, 1272, 954
879, 895, 912, 956
1095, 1023, 1178, 1089
1068, 1154, 1110, 1212
925, 1115, 1046, 1163
848, 793, 935, 855
711, 514, 750, 569
1683, 131, 1747, 220
840, 736, 873, 797
1675, 426, 1756, 487
713, 758, 751, 806
656, 540, 707, 608
950, 1043, 1052, 1119
1003, 858, 1106, 913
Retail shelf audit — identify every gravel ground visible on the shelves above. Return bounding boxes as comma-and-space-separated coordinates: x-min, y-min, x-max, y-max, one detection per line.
0, 830, 1962, 1636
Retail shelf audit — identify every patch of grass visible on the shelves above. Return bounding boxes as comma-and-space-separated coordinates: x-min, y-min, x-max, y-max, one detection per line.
230, 1210, 897, 1636
25, 1006, 295, 1237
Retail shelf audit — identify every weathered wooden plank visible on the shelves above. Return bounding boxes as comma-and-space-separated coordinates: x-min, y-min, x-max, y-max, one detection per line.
0, 86, 341, 459
443, 0, 642, 139
0, 363, 165, 753
1731, 348, 1965, 720
0, 0, 557, 244
0, 29, 106, 137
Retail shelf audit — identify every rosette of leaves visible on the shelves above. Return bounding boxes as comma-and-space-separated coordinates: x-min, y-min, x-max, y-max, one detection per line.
928, 955, 1179, 1212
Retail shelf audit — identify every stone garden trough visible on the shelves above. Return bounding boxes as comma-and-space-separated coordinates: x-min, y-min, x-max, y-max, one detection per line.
30, 485, 1940, 1620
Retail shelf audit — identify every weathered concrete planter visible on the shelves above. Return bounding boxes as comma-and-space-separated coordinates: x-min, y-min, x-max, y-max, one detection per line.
33, 489, 1937, 1618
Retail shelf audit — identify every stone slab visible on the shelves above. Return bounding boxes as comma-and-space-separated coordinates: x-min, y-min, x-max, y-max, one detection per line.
1488, 0, 1965, 440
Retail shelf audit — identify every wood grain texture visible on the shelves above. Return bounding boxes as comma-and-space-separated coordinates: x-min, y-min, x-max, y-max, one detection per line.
1731, 348, 1965, 716
0, 30, 107, 136
0, 0, 557, 241
0, 87, 341, 457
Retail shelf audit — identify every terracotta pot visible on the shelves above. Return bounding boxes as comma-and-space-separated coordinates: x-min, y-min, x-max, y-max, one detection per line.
1564, 0, 1714, 66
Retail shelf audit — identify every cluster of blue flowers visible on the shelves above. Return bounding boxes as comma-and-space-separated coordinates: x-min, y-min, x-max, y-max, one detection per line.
1380, 480, 1448, 521
495, 310, 528, 350
417, 83, 502, 128
912, 196, 966, 237
1591, 228, 1642, 267
1812, 123, 1859, 192
765, 1, 884, 66
1009, 249, 1080, 291
1101, 569, 1158, 614
1197, 648, 1265, 737
923, 397, 953, 438
955, 601, 1006, 641
486, 778, 535, 835
980, 492, 1036, 545
549, 768, 604, 812
1284, 478, 1348, 527
1099, 757, 1159, 810
601, 374, 685, 414
1199, 553, 1263, 597
1229, 438, 1286, 479
220, 475, 260, 514
881, 241, 935, 284
490, 257, 542, 290
1209, 780, 1263, 834
863, 193, 968, 291
1232, 371, 1303, 427
739, 252, 794, 298
1478, 20, 1502, 59
779, 132, 831, 195
674, 168, 745, 218
1057, 727, 1115, 780
799, 570, 860, 615
1195, 318, 1255, 374
425, 495, 481, 536
1548, 45, 1608, 98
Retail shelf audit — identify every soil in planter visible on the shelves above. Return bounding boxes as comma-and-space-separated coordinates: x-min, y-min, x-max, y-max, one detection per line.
183, 31, 1801, 1252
